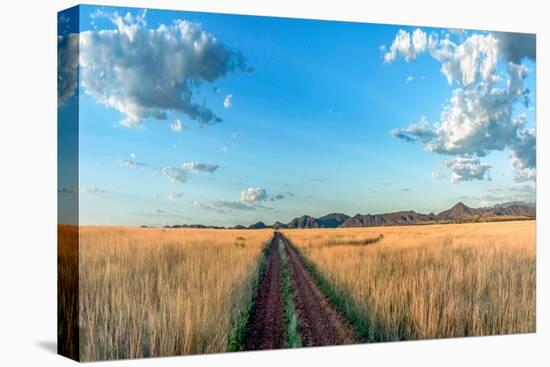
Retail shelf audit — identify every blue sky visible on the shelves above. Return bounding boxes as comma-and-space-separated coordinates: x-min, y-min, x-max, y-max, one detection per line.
58, 5, 536, 226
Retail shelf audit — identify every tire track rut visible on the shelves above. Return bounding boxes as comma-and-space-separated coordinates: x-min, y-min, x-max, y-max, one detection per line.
243, 235, 285, 350
242, 232, 356, 350
280, 233, 356, 346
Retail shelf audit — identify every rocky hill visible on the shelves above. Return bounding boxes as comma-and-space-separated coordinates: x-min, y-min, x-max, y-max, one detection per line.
269, 202, 535, 229
162, 201, 535, 230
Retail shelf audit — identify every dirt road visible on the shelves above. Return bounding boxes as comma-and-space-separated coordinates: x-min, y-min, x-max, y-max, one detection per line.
280, 233, 356, 346
243, 234, 285, 350
242, 232, 356, 350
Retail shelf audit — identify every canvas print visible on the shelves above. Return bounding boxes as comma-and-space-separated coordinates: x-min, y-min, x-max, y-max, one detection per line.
58, 5, 536, 362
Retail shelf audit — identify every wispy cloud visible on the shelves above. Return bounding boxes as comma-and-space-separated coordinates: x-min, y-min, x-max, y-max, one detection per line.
162, 167, 189, 183
58, 186, 107, 194
168, 192, 184, 201
214, 200, 256, 211
132, 209, 190, 219
431, 171, 446, 180
116, 159, 149, 169
193, 201, 229, 214
80, 186, 107, 194
466, 184, 535, 206
116, 155, 221, 185
58, 186, 78, 194
181, 162, 220, 173
308, 177, 325, 183
194, 186, 288, 215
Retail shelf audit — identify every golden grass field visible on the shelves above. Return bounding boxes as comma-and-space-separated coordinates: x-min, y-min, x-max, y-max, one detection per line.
283, 220, 536, 341
58, 220, 535, 360
58, 225, 79, 360
71, 226, 271, 361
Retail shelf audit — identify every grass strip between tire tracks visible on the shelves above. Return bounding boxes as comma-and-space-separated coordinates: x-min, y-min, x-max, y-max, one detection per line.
278, 237, 302, 348
281, 234, 382, 342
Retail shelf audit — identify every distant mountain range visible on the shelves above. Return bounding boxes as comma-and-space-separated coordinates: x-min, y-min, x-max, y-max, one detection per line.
163, 201, 535, 230
267, 202, 536, 230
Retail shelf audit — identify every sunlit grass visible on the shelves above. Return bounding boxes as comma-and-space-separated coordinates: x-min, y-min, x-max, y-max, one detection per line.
283, 221, 536, 341
70, 227, 272, 361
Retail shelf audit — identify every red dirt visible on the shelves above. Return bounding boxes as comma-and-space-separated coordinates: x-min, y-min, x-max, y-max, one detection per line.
243, 235, 285, 350
280, 234, 357, 347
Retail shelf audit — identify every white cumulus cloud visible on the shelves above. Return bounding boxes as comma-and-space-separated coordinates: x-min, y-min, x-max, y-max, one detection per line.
77, 10, 250, 127
195, 186, 287, 215
385, 29, 536, 183
444, 157, 492, 183
437, 34, 498, 86
510, 128, 536, 182
491, 31, 536, 64
57, 33, 79, 106
223, 94, 233, 109
384, 29, 433, 63
390, 117, 436, 143
240, 187, 268, 203
425, 76, 528, 157
170, 119, 184, 132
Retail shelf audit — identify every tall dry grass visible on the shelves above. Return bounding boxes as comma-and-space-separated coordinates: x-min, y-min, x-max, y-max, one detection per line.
74, 227, 271, 361
58, 225, 79, 360
283, 221, 535, 341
